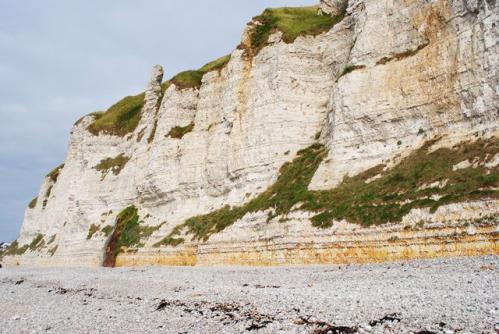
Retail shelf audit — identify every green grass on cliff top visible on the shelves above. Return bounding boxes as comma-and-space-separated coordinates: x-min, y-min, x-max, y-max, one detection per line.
86, 55, 230, 136
244, 6, 344, 55
171, 55, 231, 90
84, 6, 341, 136
87, 93, 146, 137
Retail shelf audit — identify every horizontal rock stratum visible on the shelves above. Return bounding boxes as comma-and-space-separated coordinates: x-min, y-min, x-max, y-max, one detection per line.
2, 0, 498, 267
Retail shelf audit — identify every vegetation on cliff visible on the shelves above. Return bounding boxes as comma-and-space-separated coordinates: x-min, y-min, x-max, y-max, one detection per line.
154, 232, 185, 247
200, 55, 232, 73
85, 53, 228, 138
171, 55, 231, 90
103, 206, 163, 267
101, 225, 113, 237
167, 123, 195, 139
94, 154, 130, 179
3, 241, 28, 257
2, 233, 47, 258
157, 143, 327, 243
86, 80, 171, 138
47, 164, 65, 183
28, 164, 64, 211
157, 137, 498, 245
338, 64, 366, 78
42, 185, 53, 209
84, 7, 341, 137
243, 6, 344, 56
82, 6, 341, 137
171, 71, 204, 90
86, 224, 100, 240
306, 138, 498, 228
28, 197, 38, 209
87, 93, 146, 137
28, 234, 45, 251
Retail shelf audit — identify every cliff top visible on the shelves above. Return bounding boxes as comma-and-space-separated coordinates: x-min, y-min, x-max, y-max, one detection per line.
81, 5, 344, 138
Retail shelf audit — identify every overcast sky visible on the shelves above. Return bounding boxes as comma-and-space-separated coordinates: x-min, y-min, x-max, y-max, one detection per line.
0, 0, 318, 242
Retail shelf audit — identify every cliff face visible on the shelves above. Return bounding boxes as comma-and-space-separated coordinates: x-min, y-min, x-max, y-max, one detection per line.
3, 0, 498, 267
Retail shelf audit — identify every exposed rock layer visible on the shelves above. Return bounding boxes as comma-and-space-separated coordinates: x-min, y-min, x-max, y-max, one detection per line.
4, 0, 498, 267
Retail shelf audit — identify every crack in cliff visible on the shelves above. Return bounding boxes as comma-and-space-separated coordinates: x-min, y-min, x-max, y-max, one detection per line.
376, 42, 430, 66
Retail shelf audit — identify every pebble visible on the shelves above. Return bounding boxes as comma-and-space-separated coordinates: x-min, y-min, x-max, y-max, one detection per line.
0, 256, 497, 333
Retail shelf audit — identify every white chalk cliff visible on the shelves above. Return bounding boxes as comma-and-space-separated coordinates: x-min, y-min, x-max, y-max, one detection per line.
3, 0, 498, 267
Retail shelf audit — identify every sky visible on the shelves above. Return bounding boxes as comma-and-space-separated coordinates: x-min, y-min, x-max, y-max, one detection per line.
0, 0, 318, 242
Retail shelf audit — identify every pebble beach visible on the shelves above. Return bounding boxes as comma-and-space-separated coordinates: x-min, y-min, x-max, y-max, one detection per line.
0, 256, 497, 333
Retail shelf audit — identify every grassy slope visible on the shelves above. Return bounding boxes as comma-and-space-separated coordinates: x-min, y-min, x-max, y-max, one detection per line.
305, 138, 499, 227
156, 137, 498, 245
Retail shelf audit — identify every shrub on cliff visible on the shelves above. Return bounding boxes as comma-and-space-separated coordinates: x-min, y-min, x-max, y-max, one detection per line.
86, 224, 100, 240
